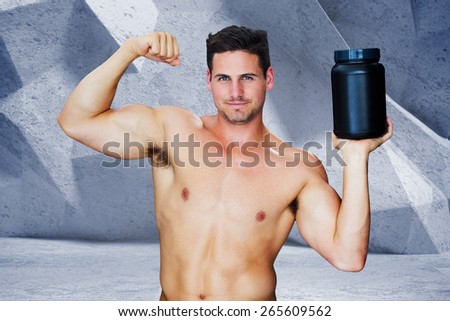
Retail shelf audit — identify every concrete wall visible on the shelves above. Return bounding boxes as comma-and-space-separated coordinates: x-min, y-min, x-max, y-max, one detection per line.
1, 0, 448, 254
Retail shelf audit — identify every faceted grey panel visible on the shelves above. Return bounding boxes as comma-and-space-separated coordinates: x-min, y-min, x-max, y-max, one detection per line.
0, 36, 22, 98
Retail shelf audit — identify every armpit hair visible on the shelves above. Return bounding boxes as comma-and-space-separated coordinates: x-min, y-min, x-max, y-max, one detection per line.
147, 142, 169, 168
288, 198, 299, 216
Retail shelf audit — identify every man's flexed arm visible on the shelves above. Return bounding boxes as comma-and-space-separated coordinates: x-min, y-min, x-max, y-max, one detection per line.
58, 32, 180, 158
296, 118, 393, 272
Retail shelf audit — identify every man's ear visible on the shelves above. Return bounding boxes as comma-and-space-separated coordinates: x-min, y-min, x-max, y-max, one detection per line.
265, 67, 274, 91
207, 69, 212, 92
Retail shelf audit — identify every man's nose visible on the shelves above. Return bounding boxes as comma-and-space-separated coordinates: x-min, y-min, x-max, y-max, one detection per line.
230, 80, 244, 98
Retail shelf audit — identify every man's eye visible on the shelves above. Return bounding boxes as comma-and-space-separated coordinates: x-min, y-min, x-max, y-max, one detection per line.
242, 75, 254, 80
218, 76, 229, 81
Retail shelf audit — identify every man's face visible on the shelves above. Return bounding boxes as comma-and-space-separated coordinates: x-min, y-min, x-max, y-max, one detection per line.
207, 51, 274, 125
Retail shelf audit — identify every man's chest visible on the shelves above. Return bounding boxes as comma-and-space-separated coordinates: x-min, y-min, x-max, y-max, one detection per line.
161, 163, 300, 219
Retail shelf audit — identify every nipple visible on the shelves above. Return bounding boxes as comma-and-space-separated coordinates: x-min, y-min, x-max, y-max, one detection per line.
181, 188, 189, 201
256, 211, 266, 222
199, 293, 206, 300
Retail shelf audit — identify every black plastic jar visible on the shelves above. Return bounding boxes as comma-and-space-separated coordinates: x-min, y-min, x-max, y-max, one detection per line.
331, 48, 387, 139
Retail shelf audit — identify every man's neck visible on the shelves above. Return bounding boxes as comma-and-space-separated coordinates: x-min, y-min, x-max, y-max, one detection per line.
208, 114, 268, 145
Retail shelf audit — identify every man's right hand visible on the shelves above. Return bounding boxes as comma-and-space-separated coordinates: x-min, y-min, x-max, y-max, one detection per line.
126, 32, 181, 66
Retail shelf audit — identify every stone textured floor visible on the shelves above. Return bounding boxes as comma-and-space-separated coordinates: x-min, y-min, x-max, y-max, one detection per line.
0, 237, 448, 301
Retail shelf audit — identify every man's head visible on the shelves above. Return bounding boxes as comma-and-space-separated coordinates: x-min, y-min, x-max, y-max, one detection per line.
205, 26, 274, 125
206, 25, 271, 78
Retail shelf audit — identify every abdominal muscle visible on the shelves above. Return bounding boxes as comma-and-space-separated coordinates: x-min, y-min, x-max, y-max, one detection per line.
156, 210, 282, 301
158, 246, 278, 301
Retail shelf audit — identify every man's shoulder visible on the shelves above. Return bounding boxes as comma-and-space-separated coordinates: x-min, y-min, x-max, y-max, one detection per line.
265, 134, 316, 166
156, 105, 203, 129
271, 137, 327, 181
156, 105, 198, 118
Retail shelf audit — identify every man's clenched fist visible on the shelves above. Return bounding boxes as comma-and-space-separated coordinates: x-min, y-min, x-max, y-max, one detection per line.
126, 32, 180, 66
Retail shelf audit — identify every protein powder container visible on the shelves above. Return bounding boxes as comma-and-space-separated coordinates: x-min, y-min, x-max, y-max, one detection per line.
331, 48, 387, 139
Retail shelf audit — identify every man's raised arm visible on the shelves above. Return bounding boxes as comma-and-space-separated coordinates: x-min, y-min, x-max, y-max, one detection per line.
295, 118, 393, 272
58, 32, 180, 159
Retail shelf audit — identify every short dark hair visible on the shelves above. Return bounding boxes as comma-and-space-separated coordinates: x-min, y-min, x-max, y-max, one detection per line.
206, 25, 271, 77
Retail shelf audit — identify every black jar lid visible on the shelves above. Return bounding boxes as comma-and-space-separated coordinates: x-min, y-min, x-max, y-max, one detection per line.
334, 48, 380, 62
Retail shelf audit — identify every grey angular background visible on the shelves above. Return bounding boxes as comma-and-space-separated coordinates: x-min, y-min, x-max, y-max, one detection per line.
0, 0, 449, 253
0, 0, 449, 302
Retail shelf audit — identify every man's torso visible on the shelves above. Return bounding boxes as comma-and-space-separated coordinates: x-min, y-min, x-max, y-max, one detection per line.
150, 108, 313, 300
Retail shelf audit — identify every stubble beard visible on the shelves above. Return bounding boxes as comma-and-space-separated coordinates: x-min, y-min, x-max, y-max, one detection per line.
218, 98, 265, 125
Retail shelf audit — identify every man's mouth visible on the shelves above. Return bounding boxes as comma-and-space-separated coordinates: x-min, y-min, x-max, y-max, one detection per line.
226, 101, 250, 108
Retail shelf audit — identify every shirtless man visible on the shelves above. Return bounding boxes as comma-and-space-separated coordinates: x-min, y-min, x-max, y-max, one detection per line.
58, 26, 393, 300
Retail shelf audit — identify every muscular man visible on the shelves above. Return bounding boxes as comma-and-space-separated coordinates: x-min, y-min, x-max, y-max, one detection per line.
58, 26, 393, 300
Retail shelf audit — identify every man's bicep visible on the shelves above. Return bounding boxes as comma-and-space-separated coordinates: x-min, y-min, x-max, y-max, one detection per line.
73, 104, 165, 159
295, 177, 341, 257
